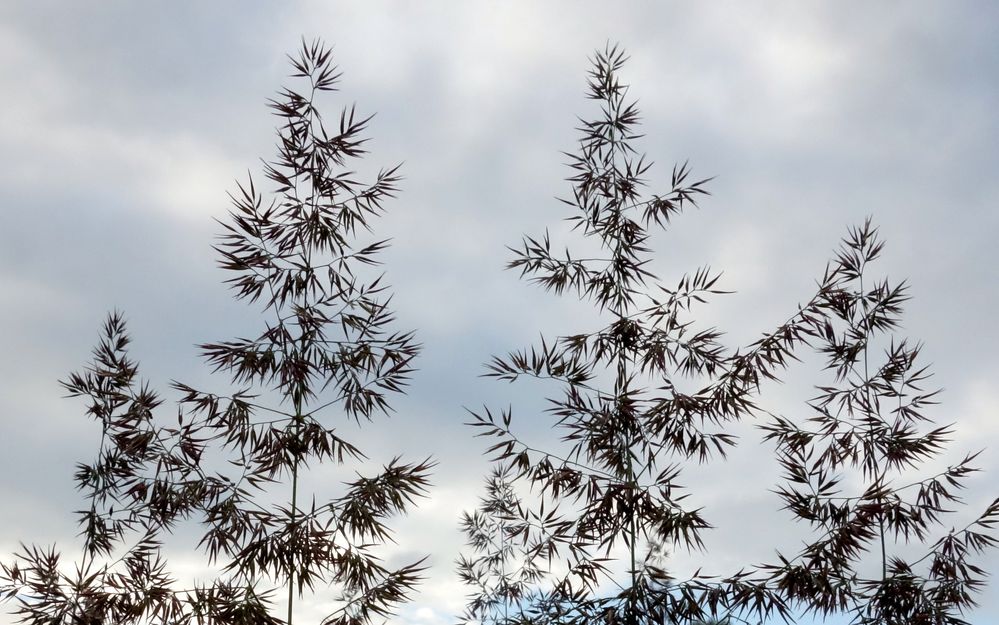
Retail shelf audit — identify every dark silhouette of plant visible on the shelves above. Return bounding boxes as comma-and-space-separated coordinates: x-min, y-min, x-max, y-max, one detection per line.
0, 312, 205, 624
458, 46, 997, 625
458, 467, 531, 624
459, 45, 848, 625
1, 36, 994, 625
0, 39, 431, 625
760, 219, 999, 625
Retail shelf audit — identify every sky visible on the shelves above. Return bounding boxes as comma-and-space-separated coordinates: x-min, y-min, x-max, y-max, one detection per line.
1, 2, 998, 624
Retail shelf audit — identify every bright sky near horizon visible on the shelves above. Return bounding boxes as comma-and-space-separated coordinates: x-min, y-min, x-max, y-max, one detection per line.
1, 2, 998, 624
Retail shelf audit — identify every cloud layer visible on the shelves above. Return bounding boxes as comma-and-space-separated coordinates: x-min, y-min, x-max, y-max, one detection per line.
1, 2, 997, 623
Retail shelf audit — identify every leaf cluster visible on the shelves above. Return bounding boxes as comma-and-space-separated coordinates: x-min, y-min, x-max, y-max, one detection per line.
1, 39, 429, 625
760, 220, 999, 625
460, 45, 852, 625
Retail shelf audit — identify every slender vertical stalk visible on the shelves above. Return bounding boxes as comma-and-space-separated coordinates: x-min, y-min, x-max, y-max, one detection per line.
609, 112, 638, 623
598, 52, 641, 625
620, 328, 637, 623
619, 318, 638, 623
501, 520, 508, 624
288, 396, 302, 625
880, 519, 887, 581
860, 270, 887, 582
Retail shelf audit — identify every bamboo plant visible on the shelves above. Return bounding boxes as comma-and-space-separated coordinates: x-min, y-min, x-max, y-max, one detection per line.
761, 220, 999, 624
459, 45, 845, 625
0, 39, 431, 625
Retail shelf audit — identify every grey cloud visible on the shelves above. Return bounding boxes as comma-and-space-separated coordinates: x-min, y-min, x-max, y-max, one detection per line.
1, 2, 997, 623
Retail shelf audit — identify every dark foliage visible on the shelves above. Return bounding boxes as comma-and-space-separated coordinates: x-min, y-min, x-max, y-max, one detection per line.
1, 39, 430, 625
458, 46, 997, 625
760, 220, 999, 625
0, 38, 993, 625
460, 45, 833, 625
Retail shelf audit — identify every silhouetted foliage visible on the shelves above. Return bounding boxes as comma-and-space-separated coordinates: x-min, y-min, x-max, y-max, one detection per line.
0, 39, 430, 625
759, 220, 999, 625
0, 37, 994, 625
458, 46, 997, 625
460, 44, 827, 625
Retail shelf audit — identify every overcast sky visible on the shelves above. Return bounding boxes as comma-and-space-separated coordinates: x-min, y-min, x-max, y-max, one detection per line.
1, 2, 998, 624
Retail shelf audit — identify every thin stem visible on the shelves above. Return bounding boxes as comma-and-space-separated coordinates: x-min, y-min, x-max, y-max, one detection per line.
880, 517, 887, 580
287, 395, 303, 625
288, 81, 320, 625
859, 268, 887, 582
605, 91, 639, 624
500, 515, 508, 624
